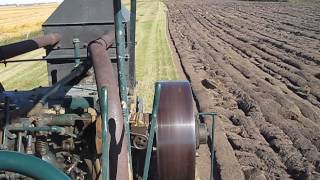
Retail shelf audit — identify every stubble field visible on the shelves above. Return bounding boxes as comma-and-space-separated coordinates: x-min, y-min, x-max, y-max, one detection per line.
0, 4, 57, 44
0, 4, 58, 89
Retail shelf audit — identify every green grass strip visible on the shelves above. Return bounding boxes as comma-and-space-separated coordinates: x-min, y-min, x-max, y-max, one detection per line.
135, 0, 178, 112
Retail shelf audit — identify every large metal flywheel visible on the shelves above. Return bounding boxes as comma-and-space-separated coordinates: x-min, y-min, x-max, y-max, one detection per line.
156, 81, 196, 180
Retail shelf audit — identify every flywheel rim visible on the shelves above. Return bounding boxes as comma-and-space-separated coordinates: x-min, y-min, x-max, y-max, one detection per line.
156, 81, 196, 180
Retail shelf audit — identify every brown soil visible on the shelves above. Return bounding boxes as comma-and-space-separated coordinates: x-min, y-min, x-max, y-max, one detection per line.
166, 0, 320, 179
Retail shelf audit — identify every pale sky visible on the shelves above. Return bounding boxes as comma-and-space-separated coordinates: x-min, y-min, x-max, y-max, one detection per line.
0, 0, 63, 5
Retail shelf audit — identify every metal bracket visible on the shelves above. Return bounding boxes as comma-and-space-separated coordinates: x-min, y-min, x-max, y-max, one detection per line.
197, 112, 217, 180
73, 38, 81, 67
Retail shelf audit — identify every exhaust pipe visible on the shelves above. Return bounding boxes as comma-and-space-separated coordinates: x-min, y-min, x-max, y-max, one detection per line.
89, 32, 129, 180
0, 33, 61, 61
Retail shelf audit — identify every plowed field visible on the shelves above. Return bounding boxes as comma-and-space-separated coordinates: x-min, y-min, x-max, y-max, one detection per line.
167, 0, 320, 179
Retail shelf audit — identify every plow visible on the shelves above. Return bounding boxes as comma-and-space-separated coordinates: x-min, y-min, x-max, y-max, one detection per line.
0, 0, 215, 179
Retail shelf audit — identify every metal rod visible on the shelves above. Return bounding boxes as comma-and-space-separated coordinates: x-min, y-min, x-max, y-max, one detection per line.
1, 58, 47, 63
42, 114, 84, 126
26, 134, 33, 154
89, 32, 129, 180
198, 112, 217, 180
0, 57, 87, 64
7, 125, 76, 138
39, 63, 87, 105
0, 33, 62, 61
113, 0, 132, 173
17, 132, 22, 152
17, 114, 86, 127
0, 151, 70, 180
212, 115, 215, 180
8, 125, 63, 132
129, 0, 137, 89
73, 38, 81, 66
143, 82, 161, 180
99, 87, 110, 180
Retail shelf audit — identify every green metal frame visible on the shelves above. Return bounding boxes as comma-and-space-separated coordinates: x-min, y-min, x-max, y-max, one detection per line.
0, 151, 70, 180
143, 83, 161, 180
99, 87, 110, 180
113, 0, 133, 171
197, 112, 217, 180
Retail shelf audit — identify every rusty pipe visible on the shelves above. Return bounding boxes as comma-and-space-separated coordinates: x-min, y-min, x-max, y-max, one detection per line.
89, 31, 129, 180
0, 33, 61, 61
